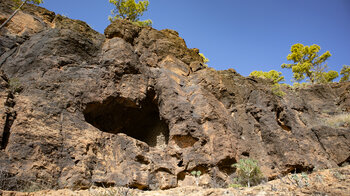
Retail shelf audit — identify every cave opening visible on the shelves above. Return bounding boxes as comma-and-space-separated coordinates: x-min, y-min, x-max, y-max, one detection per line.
83, 93, 169, 148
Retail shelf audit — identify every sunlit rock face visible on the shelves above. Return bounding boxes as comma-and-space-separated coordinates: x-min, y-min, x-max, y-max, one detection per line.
0, 0, 349, 191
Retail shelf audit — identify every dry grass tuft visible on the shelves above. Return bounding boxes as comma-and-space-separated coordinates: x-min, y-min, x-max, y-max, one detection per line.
326, 113, 350, 128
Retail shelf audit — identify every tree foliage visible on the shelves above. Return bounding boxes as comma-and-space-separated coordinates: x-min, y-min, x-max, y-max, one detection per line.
340, 65, 350, 82
249, 70, 285, 84
281, 43, 338, 83
199, 53, 209, 64
13, 0, 43, 6
321, 70, 339, 83
232, 159, 263, 187
199, 53, 209, 67
108, 0, 152, 27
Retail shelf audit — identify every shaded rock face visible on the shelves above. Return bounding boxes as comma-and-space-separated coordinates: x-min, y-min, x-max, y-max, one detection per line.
0, 0, 349, 191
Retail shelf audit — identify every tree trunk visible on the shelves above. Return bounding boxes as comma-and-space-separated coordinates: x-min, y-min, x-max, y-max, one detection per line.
0, 0, 28, 30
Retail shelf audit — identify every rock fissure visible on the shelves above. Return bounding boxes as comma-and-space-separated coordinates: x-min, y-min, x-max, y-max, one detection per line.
0, 46, 18, 68
310, 128, 331, 159
338, 156, 350, 167
0, 110, 15, 150
56, 111, 65, 184
1, 92, 16, 150
276, 108, 292, 132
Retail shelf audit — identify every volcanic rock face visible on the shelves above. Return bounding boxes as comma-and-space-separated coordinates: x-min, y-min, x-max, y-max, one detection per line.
0, 0, 349, 191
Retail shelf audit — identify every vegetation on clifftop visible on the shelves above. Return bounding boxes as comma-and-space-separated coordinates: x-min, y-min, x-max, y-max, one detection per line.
250, 44, 349, 96
108, 0, 152, 27
281, 43, 339, 83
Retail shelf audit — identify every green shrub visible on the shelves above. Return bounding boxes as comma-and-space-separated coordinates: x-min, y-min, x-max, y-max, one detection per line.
290, 172, 310, 188
271, 84, 286, 97
249, 70, 285, 84
8, 78, 22, 93
340, 65, 350, 82
131, 19, 152, 27
231, 158, 263, 187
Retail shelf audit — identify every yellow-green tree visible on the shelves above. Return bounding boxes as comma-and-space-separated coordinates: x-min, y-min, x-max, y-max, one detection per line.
199, 53, 209, 67
232, 159, 263, 187
321, 70, 339, 83
199, 53, 209, 64
108, 0, 152, 27
249, 70, 285, 84
281, 43, 338, 83
0, 0, 43, 30
340, 65, 350, 82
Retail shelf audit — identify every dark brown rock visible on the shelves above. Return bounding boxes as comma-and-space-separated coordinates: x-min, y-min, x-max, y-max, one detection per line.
0, 0, 349, 192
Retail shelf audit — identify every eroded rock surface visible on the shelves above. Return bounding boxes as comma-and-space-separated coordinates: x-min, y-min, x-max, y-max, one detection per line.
1, 165, 350, 195
0, 0, 349, 191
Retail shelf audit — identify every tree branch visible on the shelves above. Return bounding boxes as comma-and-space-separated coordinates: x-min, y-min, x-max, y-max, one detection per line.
0, 0, 28, 30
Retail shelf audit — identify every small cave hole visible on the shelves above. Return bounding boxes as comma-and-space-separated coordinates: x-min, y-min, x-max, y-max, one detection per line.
172, 134, 199, 148
83, 93, 169, 148
241, 152, 250, 157
135, 155, 150, 165
94, 181, 115, 188
287, 165, 314, 174
128, 183, 149, 190
190, 165, 210, 175
217, 157, 237, 176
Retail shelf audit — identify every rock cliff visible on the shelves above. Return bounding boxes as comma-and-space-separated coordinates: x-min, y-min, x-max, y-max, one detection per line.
0, 0, 349, 193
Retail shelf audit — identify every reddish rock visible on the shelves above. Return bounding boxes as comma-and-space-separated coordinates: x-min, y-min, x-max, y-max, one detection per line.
0, 0, 349, 192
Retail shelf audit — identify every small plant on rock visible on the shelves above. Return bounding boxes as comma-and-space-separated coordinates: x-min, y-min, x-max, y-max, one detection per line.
290, 170, 310, 188
8, 78, 22, 94
249, 70, 285, 84
231, 158, 263, 187
271, 84, 286, 97
191, 170, 201, 186
229, 177, 243, 189
249, 70, 286, 97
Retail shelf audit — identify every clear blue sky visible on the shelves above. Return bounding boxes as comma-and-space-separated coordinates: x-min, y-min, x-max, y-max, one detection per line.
41, 0, 350, 83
